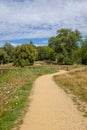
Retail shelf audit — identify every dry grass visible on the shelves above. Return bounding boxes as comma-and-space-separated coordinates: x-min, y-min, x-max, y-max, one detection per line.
57, 64, 87, 71
54, 67, 87, 117
0, 63, 14, 69
10, 77, 26, 87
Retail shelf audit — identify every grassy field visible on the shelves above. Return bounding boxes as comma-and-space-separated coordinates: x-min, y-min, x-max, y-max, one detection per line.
0, 63, 87, 130
0, 64, 58, 130
54, 67, 87, 117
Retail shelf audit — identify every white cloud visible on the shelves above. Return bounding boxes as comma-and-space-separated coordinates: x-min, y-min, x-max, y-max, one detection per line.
0, 0, 87, 42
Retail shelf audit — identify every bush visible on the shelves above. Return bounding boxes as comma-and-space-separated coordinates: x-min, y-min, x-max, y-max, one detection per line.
13, 43, 37, 67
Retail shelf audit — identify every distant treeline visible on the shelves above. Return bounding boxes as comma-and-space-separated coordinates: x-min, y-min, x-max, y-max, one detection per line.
0, 28, 87, 67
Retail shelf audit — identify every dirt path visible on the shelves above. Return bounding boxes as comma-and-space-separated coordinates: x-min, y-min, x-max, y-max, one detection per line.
20, 70, 87, 130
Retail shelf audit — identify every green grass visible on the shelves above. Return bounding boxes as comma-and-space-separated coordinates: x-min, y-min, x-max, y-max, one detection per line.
0, 65, 58, 130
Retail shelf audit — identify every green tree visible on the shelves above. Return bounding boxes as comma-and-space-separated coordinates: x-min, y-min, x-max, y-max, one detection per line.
13, 43, 37, 67
73, 48, 82, 64
3, 43, 15, 62
48, 28, 82, 65
0, 48, 9, 64
81, 43, 87, 64
37, 46, 55, 61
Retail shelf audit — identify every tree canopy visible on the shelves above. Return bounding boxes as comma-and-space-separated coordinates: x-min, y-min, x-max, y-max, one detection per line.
0, 48, 9, 65
13, 43, 37, 67
37, 46, 55, 61
48, 28, 82, 64
3, 43, 15, 62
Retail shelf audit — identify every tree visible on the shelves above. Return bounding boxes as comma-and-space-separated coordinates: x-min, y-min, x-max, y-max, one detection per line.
37, 46, 55, 61
81, 43, 87, 64
13, 43, 37, 67
48, 28, 82, 65
3, 43, 15, 63
0, 48, 9, 65
73, 48, 82, 64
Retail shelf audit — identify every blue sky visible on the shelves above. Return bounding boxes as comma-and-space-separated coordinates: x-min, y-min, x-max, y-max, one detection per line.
0, 0, 87, 46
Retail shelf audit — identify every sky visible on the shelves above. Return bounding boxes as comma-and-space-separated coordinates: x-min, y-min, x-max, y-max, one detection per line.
0, 0, 87, 46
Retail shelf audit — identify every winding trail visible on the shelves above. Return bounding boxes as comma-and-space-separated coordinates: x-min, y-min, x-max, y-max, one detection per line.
20, 70, 87, 130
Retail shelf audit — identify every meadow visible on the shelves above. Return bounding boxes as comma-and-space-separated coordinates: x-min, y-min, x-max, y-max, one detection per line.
0, 64, 58, 130
0, 63, 87, 130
